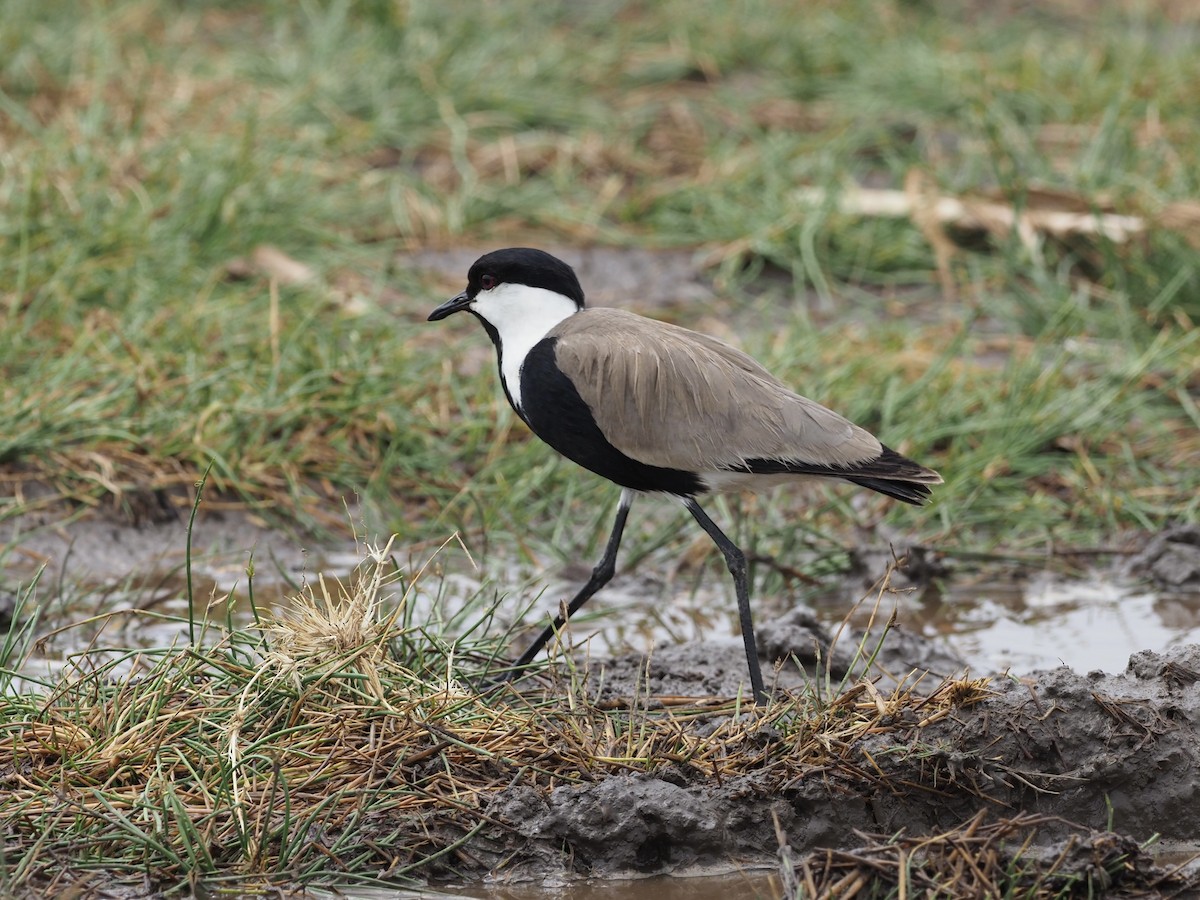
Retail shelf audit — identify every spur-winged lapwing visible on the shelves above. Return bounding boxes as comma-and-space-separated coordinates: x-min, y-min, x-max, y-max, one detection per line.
429, 247, 941, 703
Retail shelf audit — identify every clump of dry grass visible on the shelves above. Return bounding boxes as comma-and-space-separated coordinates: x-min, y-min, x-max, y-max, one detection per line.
252, 536, 425, 697
777, 810, 1199, 899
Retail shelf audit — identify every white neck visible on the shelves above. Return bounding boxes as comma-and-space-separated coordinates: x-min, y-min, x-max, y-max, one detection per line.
470, 282, 579, 410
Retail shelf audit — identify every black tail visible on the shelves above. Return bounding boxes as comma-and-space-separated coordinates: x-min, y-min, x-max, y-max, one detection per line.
736, 444, 941, 506
844, 475, 933, 505
845, 444, 940, 505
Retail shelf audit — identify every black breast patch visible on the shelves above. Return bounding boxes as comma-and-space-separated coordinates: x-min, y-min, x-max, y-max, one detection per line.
519, 338, 703, 496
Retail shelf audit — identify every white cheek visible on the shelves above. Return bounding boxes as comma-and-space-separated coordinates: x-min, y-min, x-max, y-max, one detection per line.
471, 283, 578, 410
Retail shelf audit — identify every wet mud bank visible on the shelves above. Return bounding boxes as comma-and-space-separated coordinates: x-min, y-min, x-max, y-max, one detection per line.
437, 640, 1200, 887
6, 508, 1200, 892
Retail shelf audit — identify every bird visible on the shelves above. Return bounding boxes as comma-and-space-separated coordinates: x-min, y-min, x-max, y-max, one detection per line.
428, 247, 941, 703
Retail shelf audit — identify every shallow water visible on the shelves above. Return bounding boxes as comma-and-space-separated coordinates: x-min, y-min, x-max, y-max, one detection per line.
457, 872, 778, 900
322, 870, 778, 900
7, 495, 1196, 680
530, 566, 1200, 678
9, 524, 1200, 685
928, 577, 1200, 674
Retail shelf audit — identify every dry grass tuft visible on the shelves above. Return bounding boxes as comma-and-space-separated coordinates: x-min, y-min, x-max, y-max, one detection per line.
256, 536, 409, 693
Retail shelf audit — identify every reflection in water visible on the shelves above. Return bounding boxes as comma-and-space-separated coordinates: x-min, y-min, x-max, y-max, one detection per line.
327, 869, 778, 900
924, 578, 1200, 674
13, 535, 1200, 686
530, 568, 1200, 677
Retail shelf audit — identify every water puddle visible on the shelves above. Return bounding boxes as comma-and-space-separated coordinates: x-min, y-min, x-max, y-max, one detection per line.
928, 577, 1200, 674
461, 871, 780, 899
319, 870, 778, 900
526, 566, 1200, 677
7, 520, 1200, 683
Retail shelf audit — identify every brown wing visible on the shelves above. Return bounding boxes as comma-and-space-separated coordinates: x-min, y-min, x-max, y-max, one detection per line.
547, 309, 884, 472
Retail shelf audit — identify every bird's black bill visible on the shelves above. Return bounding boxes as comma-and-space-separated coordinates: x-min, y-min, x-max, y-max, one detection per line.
427, 291, 472, 321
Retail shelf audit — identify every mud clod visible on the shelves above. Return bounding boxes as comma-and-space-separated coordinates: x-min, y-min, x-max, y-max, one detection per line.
546, 777, 722, 873
860, 646, 1200, 842
1128, 525, 1200, 587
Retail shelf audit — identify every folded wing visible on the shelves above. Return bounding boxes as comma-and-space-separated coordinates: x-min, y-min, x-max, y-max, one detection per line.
548, 309, 891, 475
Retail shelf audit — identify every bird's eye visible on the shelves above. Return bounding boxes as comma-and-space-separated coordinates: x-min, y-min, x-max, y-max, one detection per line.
480, 274, 498, 290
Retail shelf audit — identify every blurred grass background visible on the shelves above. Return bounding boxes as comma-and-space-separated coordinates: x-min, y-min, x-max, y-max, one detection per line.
4, 6, 1200, 892
1, 0, 1197, 579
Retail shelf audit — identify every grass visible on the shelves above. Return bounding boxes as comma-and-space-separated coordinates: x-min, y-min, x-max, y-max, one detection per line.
1, 2, 1199, 890
3, 542, 1195, 896
0, 0, 1196, 579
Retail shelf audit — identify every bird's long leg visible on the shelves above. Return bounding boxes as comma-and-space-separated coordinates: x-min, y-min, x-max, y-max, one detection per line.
683, 499, 767, 704
511, 488, 635, 671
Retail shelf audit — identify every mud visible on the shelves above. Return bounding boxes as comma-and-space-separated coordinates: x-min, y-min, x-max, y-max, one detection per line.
1129, 525, 1200, 588
6, 507, 1200, 891
587, 604, 970, 699
418, 640, 1200, 886
4, 501, 358, 592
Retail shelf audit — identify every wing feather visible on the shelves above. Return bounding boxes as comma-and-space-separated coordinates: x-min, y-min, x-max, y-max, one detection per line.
547, 309, 884, 472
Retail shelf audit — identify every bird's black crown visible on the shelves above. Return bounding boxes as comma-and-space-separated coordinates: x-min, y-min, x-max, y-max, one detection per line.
468, 248, 586, 307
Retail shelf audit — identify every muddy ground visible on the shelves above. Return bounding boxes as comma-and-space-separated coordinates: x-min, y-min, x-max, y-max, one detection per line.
435, 620, 1200, 887
5, 509, 1200, 894
433, 528, 1200, 888
418, 523, 1200, 892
